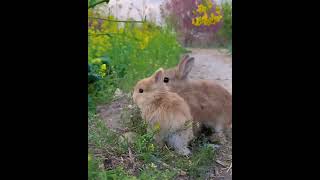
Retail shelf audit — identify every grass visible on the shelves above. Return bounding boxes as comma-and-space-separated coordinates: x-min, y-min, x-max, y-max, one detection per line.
88, 11, 186, 108
88, 108, 216, 179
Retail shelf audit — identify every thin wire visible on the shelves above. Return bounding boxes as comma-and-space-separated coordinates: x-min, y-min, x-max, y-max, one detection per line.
88, 16, 145, 23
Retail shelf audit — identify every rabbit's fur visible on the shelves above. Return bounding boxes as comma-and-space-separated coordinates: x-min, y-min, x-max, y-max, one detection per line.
132, 68, 194, 155
162, 55, 232, 143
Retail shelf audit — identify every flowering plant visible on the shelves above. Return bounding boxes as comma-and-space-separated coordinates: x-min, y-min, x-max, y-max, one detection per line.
191, 0, 223, 31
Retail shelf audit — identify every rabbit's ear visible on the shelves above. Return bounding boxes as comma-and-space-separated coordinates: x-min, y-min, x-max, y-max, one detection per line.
178, 57, 194, 79
153, 68, 164, 83
181, 54, 189, 61
177, 54, 189, 67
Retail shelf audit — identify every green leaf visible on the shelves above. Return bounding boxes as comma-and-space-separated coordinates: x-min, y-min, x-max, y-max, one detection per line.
100, 55, 111, 65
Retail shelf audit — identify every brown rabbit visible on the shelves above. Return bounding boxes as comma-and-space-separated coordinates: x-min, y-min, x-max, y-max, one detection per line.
132, 68, 194, 156
162, 55, 232, 144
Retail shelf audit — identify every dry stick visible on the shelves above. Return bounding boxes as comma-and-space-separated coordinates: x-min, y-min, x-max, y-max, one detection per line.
152, 145, 187, 175
128, 147, 134, 162
215, 78, 230, 80
88, 16, 145, 23
88, 33, 112, 37
97, 144, 117, 156
226, 162, 232, 173
108, 128, 127, 140
215, 160, 227, 167
91, 128, 129, 156
128, 147, 136, 171
151, 157, 186, 175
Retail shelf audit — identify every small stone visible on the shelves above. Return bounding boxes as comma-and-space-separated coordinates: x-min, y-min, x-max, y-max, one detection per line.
114, 88, 123, 97
98, 163, 104, 169
180, 170, 187, 176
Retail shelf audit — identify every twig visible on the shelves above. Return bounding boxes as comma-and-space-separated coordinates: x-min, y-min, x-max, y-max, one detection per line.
128, 147, 136, 166
109, 128, 127, 140
215, 160, 227, 167
89, 142, 114, 155
128, 147, 134, 162
150, 155, 186, 175
215, 78, 230, 80
88, 33, 112, 37
226, 162, 232, 173
88, 16, 145, 23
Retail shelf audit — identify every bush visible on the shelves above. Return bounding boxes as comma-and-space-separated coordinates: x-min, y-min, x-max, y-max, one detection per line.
88, 10, 185, 108
217, 0, 232, 49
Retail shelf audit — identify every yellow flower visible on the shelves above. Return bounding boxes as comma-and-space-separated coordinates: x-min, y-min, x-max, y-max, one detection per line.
154, 122, 161, 131
100, 64, 107, 77
92, 58, 102, 64
193, 10, 197, 15
216, 6, 221, 12
196, 17, 202, 26
150, 162, 157, 169
192, 18, 196, 25
207, 1, 213, 9
100, 64, 106, 71
148, 144, 155, 152
197, 4, 206, 13
202, 12, 210, 26
191, 1, 223, 27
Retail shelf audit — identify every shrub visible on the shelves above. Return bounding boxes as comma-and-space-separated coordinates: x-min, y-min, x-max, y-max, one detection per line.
88, 10, 185, 108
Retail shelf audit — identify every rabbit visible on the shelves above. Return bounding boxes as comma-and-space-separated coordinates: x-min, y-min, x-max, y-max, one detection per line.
161, 55, 232, 144
132, 68, 194, 156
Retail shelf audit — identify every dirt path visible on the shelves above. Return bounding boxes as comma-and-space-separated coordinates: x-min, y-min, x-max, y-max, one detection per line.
187, 48, 232, 180
188, 48, 232, 94
97, 48, 232, 179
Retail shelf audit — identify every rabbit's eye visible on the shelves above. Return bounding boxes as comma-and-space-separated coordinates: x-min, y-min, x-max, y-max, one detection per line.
164, 77, 169, 83
139, 89, 144, 93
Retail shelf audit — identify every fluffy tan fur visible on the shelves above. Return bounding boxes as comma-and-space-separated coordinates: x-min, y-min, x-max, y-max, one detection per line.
133, 68, 194, 155
163, 55, 232, 143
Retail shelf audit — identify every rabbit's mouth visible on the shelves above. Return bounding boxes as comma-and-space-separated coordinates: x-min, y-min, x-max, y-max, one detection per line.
132, 93, 141, 106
